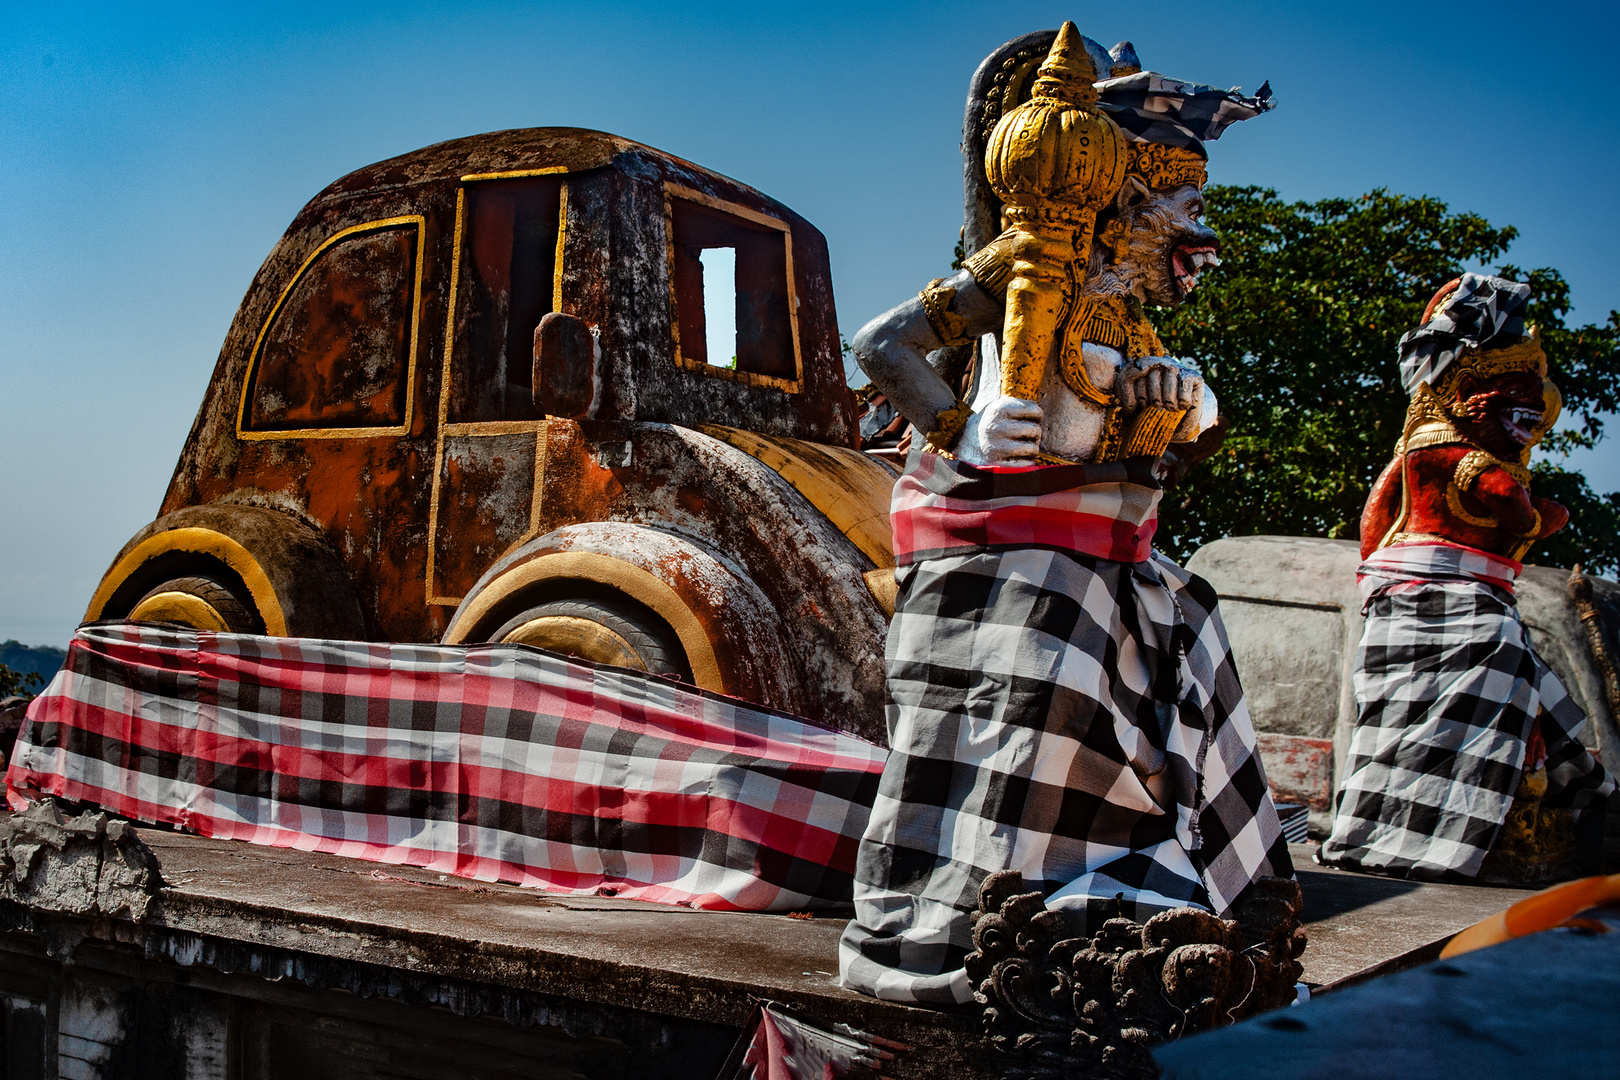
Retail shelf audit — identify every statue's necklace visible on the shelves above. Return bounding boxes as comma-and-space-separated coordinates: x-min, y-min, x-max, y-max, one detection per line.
1039, 294, 1176, 465
1059, 293, 1163, 407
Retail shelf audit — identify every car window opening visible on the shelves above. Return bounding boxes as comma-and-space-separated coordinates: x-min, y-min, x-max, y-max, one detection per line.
669, 194, 796, 384
245, 222, 419, 433
448, 176, 564, 424
698, 247, 737, 369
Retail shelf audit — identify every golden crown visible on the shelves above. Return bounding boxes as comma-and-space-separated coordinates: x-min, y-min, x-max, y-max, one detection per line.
1127, 141, 1207, 190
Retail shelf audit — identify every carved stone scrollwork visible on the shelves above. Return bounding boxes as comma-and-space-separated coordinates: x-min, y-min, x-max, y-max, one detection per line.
963, 872, 1306, 1080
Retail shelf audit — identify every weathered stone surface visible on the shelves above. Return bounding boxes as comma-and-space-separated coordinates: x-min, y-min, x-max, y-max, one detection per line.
0, 800, 163, 920
1292, 844, 1534, 988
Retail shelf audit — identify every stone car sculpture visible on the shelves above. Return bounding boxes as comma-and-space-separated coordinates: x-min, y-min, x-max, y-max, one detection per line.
81, 128, 898, 741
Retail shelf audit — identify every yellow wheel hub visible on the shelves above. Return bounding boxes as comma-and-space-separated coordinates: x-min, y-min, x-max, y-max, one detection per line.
499, 615, 646, 670
127, 591, 233, 632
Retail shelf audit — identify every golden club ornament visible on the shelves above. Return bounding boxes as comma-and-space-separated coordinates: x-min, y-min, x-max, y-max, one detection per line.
985, 22, 1130, 407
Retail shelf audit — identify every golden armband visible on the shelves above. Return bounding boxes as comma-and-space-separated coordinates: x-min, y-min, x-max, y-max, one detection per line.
963, 233, 1016, 299
918, 280, 975, 348
922, 399, 973, 458
1453, 450, 1496, 493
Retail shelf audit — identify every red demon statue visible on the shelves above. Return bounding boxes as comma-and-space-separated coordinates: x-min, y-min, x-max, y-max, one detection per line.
1323, 275, 1614, 883
1361, 280, 1567, 561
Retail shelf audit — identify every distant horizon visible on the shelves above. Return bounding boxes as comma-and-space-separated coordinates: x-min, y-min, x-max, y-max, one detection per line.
4, 0, 1617, 647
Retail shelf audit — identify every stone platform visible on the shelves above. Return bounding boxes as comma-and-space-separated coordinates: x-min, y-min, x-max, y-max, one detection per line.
0, 824, 1547, 1079
114, 832, 1540, 1003
1289, 842, 1535, 987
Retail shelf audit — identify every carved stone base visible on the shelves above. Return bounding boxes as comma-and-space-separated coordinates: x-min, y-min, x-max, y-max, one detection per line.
1478, 766, 1580, 885
963, 874, 1306, 1080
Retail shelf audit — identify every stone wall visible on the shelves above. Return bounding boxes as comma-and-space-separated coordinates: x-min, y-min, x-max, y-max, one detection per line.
1186, 536, 1620, 834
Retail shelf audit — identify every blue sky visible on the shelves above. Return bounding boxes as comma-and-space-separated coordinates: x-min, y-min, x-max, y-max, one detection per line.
2, 1, 1617, 647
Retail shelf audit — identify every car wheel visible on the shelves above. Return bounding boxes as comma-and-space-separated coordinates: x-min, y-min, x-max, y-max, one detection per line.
127, 575, 265, 634
489, 598, 688, 677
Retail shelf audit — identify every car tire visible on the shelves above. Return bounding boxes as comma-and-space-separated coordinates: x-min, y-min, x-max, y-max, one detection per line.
489, 598, 688, 678
128, 575, 265, 634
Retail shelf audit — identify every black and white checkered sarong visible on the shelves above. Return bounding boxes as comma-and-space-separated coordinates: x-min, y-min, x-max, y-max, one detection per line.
839, 542, 1291, 1005
1321, 546, 1614, 878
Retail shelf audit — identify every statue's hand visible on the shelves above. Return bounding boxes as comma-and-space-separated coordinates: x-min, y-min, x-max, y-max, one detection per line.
1170, 384, 1220, 442
1531, 495, 1570, 539
1120, 358, 1204, 414
957, 396, 1042, 466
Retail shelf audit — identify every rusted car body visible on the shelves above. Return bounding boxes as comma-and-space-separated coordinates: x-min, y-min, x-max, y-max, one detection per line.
84, 128, 896, 740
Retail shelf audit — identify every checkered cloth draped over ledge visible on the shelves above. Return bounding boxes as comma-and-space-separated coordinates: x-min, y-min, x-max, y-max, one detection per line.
6, 622, 886, 911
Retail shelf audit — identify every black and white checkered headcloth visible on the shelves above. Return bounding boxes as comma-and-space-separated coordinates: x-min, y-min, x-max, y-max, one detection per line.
1097, 72, 1274, 155
1398, 273, 1532, 394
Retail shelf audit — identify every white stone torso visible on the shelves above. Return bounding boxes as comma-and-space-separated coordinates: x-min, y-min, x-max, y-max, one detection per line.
969, 333, 1218, 463
970, 336, 1123, 463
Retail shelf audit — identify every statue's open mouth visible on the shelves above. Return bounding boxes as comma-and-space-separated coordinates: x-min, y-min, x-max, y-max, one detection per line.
1502, 406, 1543, 445
1170, 243, 1220, 298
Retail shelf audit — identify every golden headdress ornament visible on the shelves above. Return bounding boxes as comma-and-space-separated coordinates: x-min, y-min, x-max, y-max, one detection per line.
1127, 141, 1208, 191
983, 22, 1129, 231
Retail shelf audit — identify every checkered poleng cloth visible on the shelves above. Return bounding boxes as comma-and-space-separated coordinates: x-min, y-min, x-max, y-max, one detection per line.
1319, 543, 1615, 878
839, 455, 1292, 1005
6, 623, 886, 911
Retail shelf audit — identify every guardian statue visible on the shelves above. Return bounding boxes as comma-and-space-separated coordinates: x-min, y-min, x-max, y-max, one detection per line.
1322, 275, 1615, 882
840, 24, 1292, 1005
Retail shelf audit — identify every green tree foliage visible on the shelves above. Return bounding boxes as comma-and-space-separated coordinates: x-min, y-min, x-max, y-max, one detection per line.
0, 664, 40, 699
1156, 186, 1620, 573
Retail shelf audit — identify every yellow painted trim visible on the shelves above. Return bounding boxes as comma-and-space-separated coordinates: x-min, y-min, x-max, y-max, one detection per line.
128, 592, 232, 633
442, 551, 724, 693
460, 166, 571, 183
667, 184, 795, 231
553, 181, 570, 313
425, 189, 467, 606
530, 422, 550, 538
696, 425, 895, 568
664, 183, 803, 395
499, 615, 645, 670
85, 527, 288, 637
440, 420, 550, 437
238, 216, 427, 441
